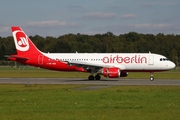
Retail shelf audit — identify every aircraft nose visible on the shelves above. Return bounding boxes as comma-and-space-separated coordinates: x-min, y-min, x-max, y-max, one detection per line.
170, 61, 176, 69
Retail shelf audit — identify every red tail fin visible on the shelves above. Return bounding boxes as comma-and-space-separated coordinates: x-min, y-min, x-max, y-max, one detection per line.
11, 26, 41, 56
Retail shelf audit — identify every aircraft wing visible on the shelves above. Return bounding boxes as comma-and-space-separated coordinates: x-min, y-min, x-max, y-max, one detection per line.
65, 60, 126, 70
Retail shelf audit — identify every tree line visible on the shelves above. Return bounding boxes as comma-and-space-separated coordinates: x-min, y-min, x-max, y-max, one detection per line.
0, 32, 180, 66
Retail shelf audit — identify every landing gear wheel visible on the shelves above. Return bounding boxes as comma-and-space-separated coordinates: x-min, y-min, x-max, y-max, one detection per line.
95, 74, 101, 80
149, 72, 154, 81
150, 77, 154, 81
88, 75, 94, 80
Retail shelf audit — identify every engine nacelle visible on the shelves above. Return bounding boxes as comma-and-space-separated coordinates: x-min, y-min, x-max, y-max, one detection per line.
101, 67, 128, 78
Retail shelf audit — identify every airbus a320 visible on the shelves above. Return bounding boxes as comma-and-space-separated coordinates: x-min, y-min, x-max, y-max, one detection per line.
7, 26, 176, 81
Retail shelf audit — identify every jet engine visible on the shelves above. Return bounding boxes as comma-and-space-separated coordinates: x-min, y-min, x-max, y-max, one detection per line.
100, 67, 128, 78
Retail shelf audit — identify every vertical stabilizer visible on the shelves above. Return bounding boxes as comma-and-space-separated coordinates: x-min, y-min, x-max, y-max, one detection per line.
11, 26, 41, 56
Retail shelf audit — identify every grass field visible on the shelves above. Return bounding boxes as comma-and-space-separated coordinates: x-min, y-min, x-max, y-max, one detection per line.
0, 66, 180, 79
0, 67, 179, 119
0, 84, 179, 120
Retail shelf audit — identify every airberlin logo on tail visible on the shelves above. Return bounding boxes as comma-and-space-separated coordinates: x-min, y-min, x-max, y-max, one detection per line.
13, 30, 29, 51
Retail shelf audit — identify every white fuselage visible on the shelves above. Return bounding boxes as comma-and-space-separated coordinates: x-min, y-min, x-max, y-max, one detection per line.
43, 53, 175, 71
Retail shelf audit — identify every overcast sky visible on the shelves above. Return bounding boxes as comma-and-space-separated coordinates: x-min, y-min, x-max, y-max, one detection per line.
0, 0, 180, 37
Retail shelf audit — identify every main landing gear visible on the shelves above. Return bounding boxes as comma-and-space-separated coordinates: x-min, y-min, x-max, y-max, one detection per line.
88, 74, 101, 80
149, 72, 154, 81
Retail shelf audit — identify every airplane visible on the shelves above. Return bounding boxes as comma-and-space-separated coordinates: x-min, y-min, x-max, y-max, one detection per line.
7, 26, 176, 81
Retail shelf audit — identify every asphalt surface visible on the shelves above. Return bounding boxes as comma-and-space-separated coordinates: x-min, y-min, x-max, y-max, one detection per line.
0, 78, 179, 86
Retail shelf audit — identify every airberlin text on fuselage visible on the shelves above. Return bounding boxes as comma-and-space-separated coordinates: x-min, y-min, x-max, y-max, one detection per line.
102, 55, 147, 64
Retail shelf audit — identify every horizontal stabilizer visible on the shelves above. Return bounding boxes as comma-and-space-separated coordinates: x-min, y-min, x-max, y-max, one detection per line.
5, 55, 29, 60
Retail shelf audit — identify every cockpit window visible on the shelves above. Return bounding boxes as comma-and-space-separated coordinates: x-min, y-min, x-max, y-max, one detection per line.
160, 58, 169, 61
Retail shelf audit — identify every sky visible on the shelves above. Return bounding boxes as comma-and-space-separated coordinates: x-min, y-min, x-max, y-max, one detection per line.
0, 0, 180, 37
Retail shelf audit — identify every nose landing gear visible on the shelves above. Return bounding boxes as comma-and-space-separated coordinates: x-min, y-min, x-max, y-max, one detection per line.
149, 72, 154, 81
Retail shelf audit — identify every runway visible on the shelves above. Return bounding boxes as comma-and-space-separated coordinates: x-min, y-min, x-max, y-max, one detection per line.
0, 78, 180, 86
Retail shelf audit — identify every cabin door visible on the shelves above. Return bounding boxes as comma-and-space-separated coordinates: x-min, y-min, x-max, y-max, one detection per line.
38, 55, 44, 65
148, 55, 154, 65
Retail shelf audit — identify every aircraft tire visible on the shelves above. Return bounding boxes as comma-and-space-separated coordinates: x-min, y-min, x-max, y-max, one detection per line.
88, 75, 95, 80
150, 77, 154, 81
95, 74, 101, 80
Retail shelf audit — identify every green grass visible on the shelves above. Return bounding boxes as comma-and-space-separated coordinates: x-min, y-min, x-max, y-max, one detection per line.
0, 66, 180, 79
0, 66, 89, 78
0, 84, 179, 120
0, 67, 179, 119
